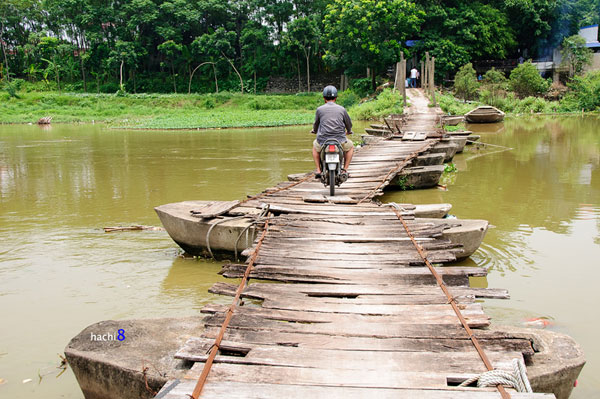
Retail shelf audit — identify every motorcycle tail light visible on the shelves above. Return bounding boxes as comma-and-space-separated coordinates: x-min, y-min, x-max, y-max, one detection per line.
328, 144, 336, 152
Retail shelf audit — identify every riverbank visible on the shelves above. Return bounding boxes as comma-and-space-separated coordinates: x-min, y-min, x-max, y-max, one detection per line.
0, 90, 403, 129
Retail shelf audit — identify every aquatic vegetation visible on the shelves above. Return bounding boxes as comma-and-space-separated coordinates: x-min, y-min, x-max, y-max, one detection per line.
444, 163, 458, 173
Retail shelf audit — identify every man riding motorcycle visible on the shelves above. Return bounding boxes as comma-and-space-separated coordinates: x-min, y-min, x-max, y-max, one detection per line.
311, 85, 354, 180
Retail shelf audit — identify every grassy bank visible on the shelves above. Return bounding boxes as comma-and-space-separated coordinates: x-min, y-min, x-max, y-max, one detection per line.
438, 70, 600, 116
0, 91, 323, 129
0, 88, 403, 129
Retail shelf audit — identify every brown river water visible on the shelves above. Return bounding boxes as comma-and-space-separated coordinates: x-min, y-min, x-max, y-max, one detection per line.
0, 116, 598, 398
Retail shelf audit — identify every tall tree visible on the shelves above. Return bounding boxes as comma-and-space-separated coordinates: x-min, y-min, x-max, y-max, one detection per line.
241, 20, 273, 93
193, 27, 244, 93
323, 0, 423, 90
561, 34, 593, 77
283, 16, 319, 92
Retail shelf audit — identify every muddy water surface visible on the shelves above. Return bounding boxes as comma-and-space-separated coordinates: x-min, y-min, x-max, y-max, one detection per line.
0, 117, 598, 398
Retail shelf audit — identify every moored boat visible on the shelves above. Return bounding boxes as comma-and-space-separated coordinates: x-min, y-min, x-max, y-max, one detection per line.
441, 115, 464, 126
465, 106, 505, 123
155, 201, 487, 259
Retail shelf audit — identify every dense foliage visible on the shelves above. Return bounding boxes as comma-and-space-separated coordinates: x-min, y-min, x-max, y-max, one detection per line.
453, 63, 479, 101
1, 0, 598, 94
508, 61, 551, 97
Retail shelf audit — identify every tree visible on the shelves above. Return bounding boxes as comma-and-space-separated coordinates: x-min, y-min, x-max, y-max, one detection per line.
481, 67, 507, 107
415, 38, 470, 82
454, 63, 478, 101
509, 61, 550, 97
193, 28, 244, 93
241, 21, 273, 94
107, 40, 139, 92
158, 40, 182, 92
323, 0, 423, 91
561, 35, 593, 78
416, 0, 516, 79
503, 0, 557, 56
283, 17, 319, 92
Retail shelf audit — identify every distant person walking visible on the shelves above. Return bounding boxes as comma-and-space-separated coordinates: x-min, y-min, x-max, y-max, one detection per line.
410, 67, 418, 88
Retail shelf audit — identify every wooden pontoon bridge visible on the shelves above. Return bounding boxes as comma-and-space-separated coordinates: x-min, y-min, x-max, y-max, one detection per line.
146, 90, 577, 399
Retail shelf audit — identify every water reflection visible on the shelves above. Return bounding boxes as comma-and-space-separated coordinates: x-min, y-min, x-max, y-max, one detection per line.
0, 117, 598, 398
466, 122, 505, 134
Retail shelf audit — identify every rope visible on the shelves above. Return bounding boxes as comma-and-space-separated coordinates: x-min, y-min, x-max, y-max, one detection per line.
233, 204, 270, 262
205, 215, 247, 260
204, 173, 314, 260
190, 213, 272, 399
459, 358, 532, 393
357, 141, 433, 204
467, 140, 513, 150
386, 202, 511, 399
237, 173, 316, 207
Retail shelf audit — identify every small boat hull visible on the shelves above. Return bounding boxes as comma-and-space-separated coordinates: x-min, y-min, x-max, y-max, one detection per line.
465, 106, 505, 123
156, 202, 485, 259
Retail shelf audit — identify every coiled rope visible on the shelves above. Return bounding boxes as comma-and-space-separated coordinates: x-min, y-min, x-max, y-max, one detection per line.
459, 358, 532, 393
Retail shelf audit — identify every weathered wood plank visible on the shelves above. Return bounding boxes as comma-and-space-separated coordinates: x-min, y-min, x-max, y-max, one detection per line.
201, 304, 491, 327
189, 200, 240, 218
175, 340, 523, 373
209, 282, 510, 300
194, 329, 533, 355
157, 379, 555, 399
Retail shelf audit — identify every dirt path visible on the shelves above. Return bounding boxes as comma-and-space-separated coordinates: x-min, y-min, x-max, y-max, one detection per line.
406, 88, 443, 116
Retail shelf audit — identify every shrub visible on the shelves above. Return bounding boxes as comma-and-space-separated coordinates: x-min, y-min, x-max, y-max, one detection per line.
509, 61, 550, 98
348, 88, 403, 120
560, 71, 600, 111
350, 78, 372, 97
454, 63, 479, 102
3, 78, 25, 98
337, 89, 360, 108
480, 68, 507, 107
438, 91, 477, 115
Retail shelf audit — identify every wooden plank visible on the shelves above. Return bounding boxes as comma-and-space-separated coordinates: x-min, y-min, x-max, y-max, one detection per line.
189, 200, 240, 218
201, 304, 490, 327
158, 380, 555, 399
194, 329, 533, 355
209, 282, 510, 300
177, 361, 523, 389
175, 341, 523, 373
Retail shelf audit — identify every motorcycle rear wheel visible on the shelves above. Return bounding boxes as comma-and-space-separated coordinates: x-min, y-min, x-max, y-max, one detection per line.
329, 169, 336, 196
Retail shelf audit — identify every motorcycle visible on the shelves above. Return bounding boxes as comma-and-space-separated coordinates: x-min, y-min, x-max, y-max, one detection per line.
319, 138, 349, 196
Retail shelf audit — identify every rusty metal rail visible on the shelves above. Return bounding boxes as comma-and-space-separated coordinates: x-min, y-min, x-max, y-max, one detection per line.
388, 203, 511, 399
189, 214, 272, 399
357, 140, 433, 204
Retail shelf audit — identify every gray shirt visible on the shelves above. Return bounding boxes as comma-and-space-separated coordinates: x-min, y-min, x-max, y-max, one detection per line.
313, 102, 352, 145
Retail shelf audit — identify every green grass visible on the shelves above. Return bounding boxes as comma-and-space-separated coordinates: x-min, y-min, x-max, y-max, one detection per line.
0, 91, 322, 129
437, 92, 479, 115
0, 88, 410, 128
348, 89, 405, 120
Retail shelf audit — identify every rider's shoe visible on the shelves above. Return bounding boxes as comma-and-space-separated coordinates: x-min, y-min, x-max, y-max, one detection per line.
340, 169, 349, 182
315, 172, 322, 179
